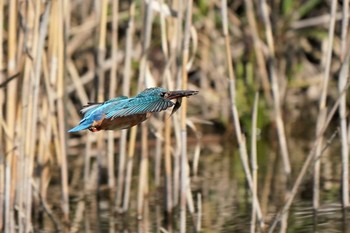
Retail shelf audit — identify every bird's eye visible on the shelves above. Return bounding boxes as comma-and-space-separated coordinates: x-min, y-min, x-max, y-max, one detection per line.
160, 92, 166, 97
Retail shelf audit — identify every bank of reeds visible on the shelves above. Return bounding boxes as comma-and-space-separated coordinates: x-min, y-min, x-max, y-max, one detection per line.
1, 0, 350, 232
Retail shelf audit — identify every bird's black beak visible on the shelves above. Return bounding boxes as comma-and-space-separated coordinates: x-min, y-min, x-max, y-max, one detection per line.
164, 90, 198, 100
162, 90, 198, 116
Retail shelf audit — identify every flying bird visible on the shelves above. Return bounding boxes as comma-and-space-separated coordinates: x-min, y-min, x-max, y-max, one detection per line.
68, 87, 198, 133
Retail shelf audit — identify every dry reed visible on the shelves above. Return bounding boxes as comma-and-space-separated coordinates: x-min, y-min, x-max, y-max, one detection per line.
260, 0, 291, 175
179, 0, 193, 231
221, 0, 264, 228
268, 81, 350, 232
250, 92, 259, 233
1, 1, 349, 232
339, 0, 349, 208
313, 0, 337, 210
136, 0, 153, 219
119, 1, 135, 211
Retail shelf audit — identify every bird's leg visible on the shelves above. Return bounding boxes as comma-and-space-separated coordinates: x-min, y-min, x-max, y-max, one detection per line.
89, 118, 105, 132
89, 126, 100, 132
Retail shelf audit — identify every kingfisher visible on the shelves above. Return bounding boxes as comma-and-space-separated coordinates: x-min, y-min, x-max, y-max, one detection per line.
68, 87, 198, 133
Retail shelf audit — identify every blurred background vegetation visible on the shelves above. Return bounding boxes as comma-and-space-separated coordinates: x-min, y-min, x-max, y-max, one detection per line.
1, 0, 350, 232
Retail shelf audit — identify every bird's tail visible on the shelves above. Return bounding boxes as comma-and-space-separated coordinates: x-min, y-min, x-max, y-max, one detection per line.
68, 123, 91, 133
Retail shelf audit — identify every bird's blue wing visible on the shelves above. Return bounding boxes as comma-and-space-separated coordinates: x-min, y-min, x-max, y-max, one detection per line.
105, 97, 174, 119
80, 96, 128, 117
68, 122, 91, 132
69, 97, 129, 133
104, 96, 128, 104
80, 103, 102, 116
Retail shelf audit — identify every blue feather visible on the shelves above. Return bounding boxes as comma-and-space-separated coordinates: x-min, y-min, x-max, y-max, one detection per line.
104, 96, 128, 104
105, 97, 173, 119
68, 122, 91, 132
81, 96, 128, 116
68, 87, 190, 133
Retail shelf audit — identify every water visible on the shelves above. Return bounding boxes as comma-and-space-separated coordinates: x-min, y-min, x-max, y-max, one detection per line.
38, 133, 348, 232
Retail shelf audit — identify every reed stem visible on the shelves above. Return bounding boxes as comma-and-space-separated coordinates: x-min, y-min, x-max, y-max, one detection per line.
5, 0, 18, 231
260, 0, 291, 175
313, 0, 337, 210
179, 0, 193, 231
268, 81, 350, 232
107, 0, 120, 195
221, 0, 264, 227
250, 92, 259, 233
339, 0, 349, 208
137, 0, 154, 217
118, 1, 135, 210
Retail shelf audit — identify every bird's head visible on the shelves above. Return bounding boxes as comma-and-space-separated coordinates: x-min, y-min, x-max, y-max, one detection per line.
135, 87, 168, 98
136, 87, 198, 100
136, 87, 198, 115
160, 89, 199, 100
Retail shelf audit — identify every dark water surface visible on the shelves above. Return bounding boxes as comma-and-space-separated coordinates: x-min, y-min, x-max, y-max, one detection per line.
40, 134, 349, 233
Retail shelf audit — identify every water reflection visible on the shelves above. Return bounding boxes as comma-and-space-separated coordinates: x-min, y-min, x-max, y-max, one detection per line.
67, 196, 350, 232
43, 138, 348, 232
291, 202, 350, 233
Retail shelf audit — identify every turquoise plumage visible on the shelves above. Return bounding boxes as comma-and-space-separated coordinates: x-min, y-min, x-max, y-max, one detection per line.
68, 87, 198, 133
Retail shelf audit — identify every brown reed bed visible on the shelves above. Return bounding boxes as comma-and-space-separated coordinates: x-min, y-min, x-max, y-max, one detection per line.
1, 0, 350, 232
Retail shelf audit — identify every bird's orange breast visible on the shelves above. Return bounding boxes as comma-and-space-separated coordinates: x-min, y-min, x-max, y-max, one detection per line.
89, 113, 151, 132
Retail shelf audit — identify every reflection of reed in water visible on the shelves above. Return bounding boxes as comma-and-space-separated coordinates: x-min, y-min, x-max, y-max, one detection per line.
1, 0, 350, 232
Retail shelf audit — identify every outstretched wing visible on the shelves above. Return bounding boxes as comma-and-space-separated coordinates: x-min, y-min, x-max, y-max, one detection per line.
105, 97, 174, 119
80, 96, 128, 116
104, 96, 128, 104
80, 103, 102, 116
